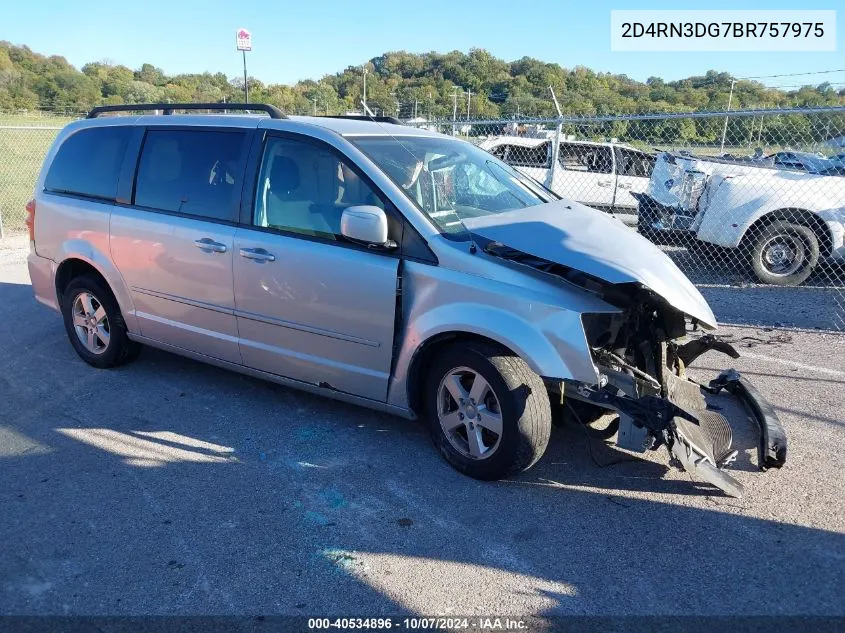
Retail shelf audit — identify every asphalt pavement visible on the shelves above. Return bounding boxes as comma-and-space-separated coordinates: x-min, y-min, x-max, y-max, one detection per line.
1, 235, 843, 618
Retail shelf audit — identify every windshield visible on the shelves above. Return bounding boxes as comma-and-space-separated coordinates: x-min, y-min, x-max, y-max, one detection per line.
350, 135, 555, 238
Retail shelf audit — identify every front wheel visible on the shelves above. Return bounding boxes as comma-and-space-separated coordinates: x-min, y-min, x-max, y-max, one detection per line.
424, 341, 552, 480
749, 221, 819, 286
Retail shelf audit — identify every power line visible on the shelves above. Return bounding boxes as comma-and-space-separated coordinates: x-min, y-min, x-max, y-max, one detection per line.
740, 68, 845, 80
765, 82, 845, 89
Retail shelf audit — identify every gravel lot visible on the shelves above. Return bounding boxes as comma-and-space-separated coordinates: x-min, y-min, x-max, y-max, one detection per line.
1, 234, 844, 618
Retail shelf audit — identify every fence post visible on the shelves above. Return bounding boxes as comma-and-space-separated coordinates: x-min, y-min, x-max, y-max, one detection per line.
547, 87, 564, 190
547, 121, 562, 190
0, 204, 5, 240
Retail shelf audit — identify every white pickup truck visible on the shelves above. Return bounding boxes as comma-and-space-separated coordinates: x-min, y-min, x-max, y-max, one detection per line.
478, 136, 654, 226
639, 152, 845, 286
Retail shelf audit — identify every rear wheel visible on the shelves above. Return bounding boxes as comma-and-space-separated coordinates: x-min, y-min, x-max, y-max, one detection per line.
61, 275, 140, 368
424, 341, 552, 480
749, 221, 819, 286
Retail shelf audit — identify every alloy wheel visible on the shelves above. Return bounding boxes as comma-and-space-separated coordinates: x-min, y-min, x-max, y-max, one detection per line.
71, 291, 110, 355
436, 366, 503, 460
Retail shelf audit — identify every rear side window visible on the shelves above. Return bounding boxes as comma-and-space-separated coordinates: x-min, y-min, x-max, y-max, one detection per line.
504, 143, 550, 168
559, 143, 613, 174
134, 129, 246, 222
616, 148, 655, 178
45, 126, 131, 200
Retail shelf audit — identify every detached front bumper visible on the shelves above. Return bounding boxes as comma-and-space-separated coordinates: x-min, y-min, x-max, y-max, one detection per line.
564, 341, 786, 497
709, 369, 787, 471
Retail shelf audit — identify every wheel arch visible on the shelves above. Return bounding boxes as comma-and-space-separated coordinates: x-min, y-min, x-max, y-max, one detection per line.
52, 246, 138, 333
405, 331, 517, 417
55, 258, 109, 307
741, 208, 833, 257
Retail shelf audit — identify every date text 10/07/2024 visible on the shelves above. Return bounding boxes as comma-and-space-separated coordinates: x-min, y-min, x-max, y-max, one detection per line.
307, 617, 529, 630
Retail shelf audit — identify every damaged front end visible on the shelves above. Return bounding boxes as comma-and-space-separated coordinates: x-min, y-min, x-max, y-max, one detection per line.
471, 203, 786, 496
566, 300, 787, 497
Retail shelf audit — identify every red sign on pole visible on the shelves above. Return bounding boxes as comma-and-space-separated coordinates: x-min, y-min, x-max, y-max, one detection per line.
236, 28, 252, 51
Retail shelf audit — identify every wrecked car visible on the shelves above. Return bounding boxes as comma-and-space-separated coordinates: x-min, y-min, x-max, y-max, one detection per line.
27, 103, 785, 497
638, 151, 845, 286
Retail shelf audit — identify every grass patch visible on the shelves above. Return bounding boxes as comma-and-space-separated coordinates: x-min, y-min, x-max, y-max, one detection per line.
0, 121, 64, 234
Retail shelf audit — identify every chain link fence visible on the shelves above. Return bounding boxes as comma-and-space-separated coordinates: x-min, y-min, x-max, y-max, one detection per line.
413, 106, 845, 331
1, 107, 843, 330
0, 112, 69, 237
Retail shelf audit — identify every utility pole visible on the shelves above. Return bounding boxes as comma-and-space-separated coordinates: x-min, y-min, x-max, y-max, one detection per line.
362, 66, 368, 111
720, 79, 736, 154
414, 98, 418, 119
312, 97, 317, 116
451, 86, 461, 136
428, 90, 432, 121
466, 89, 471, 120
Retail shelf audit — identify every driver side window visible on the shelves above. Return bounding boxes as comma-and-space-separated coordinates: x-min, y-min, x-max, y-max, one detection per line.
253, 137, 384, 240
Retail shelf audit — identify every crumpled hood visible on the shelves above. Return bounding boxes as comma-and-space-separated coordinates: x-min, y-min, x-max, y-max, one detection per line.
462, 200, 717, 328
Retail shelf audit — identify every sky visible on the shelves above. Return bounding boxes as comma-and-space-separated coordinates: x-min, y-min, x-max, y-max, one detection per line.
1, 0, 844, 89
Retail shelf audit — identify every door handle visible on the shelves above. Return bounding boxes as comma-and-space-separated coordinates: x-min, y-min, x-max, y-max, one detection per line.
597, 180, 613, 187
239, 248, 276, 262
617, 182, 633, 189
194, 238, 227, 253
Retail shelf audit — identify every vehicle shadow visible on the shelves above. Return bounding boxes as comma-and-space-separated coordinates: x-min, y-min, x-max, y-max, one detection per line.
1, 358, 842, 616
3, 392, 844, 617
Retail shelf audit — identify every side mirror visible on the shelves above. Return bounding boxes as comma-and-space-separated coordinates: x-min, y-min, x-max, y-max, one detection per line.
340, 205, 395, 248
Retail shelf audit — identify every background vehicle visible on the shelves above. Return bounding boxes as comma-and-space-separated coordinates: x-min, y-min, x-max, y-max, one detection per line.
828, 153, 845, 168
641, 151, 845, 286
770, 150, 834, 173
478, 136, 654, 226
26, 104, 784, 496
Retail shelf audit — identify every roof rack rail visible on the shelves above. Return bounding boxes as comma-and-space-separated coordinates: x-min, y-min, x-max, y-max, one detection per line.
319, 114, 403, 125
87, 103, 286, 119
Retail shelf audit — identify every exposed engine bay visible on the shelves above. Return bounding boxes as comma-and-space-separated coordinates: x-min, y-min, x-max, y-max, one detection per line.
484, 239, 788, 497
574, 297, 786, 497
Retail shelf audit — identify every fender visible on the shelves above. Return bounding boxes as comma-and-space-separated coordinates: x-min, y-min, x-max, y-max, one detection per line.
696, 173, 842, 248
54, 238, 139, 333
387, 301, 598, 411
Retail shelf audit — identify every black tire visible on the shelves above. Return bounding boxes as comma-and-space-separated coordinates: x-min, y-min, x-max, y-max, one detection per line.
423, 341, 552, 480
749, 221, 819, 286
61, 275, 141, 368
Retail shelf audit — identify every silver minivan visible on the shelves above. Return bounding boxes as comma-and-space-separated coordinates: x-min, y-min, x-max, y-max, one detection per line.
26, 104, 786, 496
